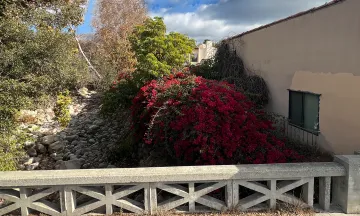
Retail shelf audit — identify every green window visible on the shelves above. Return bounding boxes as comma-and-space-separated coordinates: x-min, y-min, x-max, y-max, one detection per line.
289, 90, 320, 134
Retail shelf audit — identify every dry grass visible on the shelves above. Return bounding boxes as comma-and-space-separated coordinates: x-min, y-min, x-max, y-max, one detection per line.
30, 209, 315, 216
107, 207, 315, 216
16, 114, 38, 124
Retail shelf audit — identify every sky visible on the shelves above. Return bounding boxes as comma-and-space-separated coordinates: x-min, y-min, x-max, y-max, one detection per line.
77, 0, 332, 43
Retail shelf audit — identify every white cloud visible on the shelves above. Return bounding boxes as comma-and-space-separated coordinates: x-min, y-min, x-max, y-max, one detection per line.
151, 0, 332, 43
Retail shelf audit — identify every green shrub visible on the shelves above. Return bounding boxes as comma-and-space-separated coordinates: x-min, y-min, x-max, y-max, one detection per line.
0, 130, 31, 171
101, 71, 143, 115
54, 90, 72, 127
130, 17, 195, 78
191, 41, 269, 108
0, 0, 89, 171
108, 132, 134, 163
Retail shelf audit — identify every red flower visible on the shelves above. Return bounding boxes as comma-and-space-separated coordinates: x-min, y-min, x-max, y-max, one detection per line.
130, 71, 302, 165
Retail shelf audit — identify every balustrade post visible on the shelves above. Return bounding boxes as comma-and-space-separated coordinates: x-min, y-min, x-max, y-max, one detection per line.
333, 155, 360, 213
225, 180, 234, 209
267, 180, 276, 209
319, 177, 331, 211
301, 177, 314, 207
64, 186, 76, 216
149, 183, 157, 214
105, 185, 114, 215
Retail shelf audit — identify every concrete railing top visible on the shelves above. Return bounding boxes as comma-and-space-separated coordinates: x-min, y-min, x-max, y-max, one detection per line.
0, 162, 345, 187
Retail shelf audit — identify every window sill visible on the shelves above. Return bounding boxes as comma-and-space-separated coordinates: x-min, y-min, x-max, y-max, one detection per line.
288, 122, 320, 136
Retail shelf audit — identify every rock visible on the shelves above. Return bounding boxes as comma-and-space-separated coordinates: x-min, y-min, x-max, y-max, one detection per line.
66, 135, 79, 142
36, 144, 46, 154
50, 153, 57, 159
27, 148, 37, 157
79, 158, 85, 165
98, 163, 107, 168
78, 87, 90, 98
89, 124, 99, 132
70, 140, 78, 147
24, 141, 35, 149
58, 132, 67, 140
93, 119, 104, 126
36, 113, 47, 124
63, 152, 70, 160
88, 139, 96, 144
24, 157, 35, 165
107, 165, 116, 168
41, 135, 56, 145
82, 163, 91, 169
59, 159, 82, 169
24, 157, 41, 166
48, 141, 65, 153
55, 156, 63, 161
69, 154, 78, 160
75, 149, 83, 156
26, 162, 39, 170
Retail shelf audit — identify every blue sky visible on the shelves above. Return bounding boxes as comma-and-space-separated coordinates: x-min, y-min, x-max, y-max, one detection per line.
77, 0, 331, 42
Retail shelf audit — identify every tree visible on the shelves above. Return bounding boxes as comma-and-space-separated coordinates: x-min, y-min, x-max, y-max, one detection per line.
129, 17, 196, 78
0, 0, 88, 170
90, 0, 147, 86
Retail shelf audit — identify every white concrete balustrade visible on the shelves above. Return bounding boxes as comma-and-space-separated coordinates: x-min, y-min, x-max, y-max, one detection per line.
0, 155, 359, 215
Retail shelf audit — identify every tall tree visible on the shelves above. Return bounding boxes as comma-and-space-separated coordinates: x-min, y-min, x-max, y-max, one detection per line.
0, 0, 89, 170
130, 17, 196, 78
92, 0, 147, 79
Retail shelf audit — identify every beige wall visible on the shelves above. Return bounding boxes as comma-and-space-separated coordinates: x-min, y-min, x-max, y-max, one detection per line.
231, 0, 360, 154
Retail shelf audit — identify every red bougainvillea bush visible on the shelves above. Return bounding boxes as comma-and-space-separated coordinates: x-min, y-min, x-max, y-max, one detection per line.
131, 71, 303, 165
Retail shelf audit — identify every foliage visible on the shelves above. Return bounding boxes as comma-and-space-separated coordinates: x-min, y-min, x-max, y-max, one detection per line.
101, 72, 141, 114
130, 17, 196, 78
85, 0, 147, 89
0, 0, 87, 170
101, 18, 196, 115
131, 72, 303, 165
263, 112, 333, 162
222, 75, 269, 108
0, 14, 88, 94
0, 79, 33, 132
54, 90, 72, 127
0, 130, 32, 171
191, 41, 269, 108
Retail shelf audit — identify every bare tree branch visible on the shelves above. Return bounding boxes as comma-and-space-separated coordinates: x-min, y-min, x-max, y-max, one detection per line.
72, 27, 102, 79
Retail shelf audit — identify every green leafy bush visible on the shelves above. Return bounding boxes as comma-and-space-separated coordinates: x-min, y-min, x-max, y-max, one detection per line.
130, 17, 195, 78
0, 0, 89, 171
101, 18, 195, 115
101, 71, 141, 115
0, 130, 32, 171
191, 42, 269, 108
54, 90, 72, 127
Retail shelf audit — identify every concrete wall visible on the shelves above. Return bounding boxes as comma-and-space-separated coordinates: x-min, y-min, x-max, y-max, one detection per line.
231, 0, 360, 154
0, 161, 353, 214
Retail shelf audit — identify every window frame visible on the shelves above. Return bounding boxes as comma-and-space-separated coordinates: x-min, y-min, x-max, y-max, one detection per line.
288, 89, 321, 135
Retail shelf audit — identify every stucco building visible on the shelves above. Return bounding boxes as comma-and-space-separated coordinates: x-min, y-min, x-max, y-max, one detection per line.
191, 40, 217, 64
228, 0, 360, 154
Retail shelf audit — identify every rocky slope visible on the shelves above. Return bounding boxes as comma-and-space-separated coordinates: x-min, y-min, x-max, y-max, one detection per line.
17, 88, 131, 170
